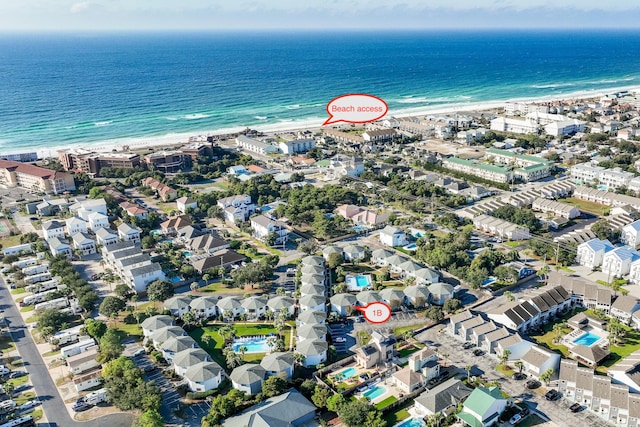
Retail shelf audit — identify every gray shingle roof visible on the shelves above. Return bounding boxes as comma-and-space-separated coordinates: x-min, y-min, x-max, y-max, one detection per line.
222, 389, 316, 427
230, 363, 266, 385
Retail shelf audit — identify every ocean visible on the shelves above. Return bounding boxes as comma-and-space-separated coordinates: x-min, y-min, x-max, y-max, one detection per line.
1, 30, 639, 155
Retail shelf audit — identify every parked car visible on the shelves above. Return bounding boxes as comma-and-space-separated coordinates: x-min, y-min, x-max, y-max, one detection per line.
509, 414, 522, 425
569, 403, 582, 413
525, 380, 540, 389
512, 373, 527, 381
143, 365, 157, 373
72, 402, 91, 412
8, 371, 26, 379
334, 337, 347, 343
520, 407, 530, 417
18, 399, 41, 411
132, 349, 146, 357
545, 389, 559, 401
473, 349, 484, 356
462, 342, 474, 349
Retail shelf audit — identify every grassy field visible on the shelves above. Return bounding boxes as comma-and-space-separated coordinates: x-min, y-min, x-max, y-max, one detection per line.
531, 325, 572, 358
497, 364, 515, 377
198, 281, 259, 295
563, 197, 609, 215
20, 306, 34, 313
10, 288, 26, 295
116, 322, 143, 339
374, 396, 397, 410
382, 400, 412, 426
14, 391, 36, 406
504, 241, 521, 247
189, 323, 291, 370
0, 235, 21, 249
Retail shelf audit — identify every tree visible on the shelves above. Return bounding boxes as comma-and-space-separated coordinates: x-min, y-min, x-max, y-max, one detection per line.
114, 283, 134, 300
540, 368, 555, 385
339, 399, 372, 427
499, 349, 511, 367
238, 345, 248, 360
443, 298, 461, 314
223, 346, 243, 368
190, 281, 200, 294
465, 365, 473, 381
98, 328, 125, 363
299, 379, 316, 397
261, 376, 288, 398
99, 296, 127, 318
37, 309, 69, 337
504, 291, 514, 302
147, 280, 174, 302
514, 361, 524, 374
591, 219, 614, 241
103, 356, 161, 412
332, 282, 347, 294
327, 393, 347, 413
231, 262, 274, 289
552, 323, 566, 343
425, 306, 444, 321
311, 385, 332, 408
298, 239, 320, 255
133, 410, 164, 427
327, 252, 345, 269
201, 335, 212, 347
608, 317, 626, 345
293, 352, 307, 366
494, 265, 518, 284
85, 319, 107, 339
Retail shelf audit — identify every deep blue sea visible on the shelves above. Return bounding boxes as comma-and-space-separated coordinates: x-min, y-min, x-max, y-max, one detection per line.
1, 30, 639, 155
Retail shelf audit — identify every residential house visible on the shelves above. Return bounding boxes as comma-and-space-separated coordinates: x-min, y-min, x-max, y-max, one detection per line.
163, 295, 192, 317
160, 336, 198, 363
221, 389, 317, 427
49, 237, 72, 259
251, 214, 288, 246
267, 296, 296, 317
520, 345, 561, 379
622, 220, 640, 248
65, 217, 88, 235
472, 215, 531, 241
279, 138, 316, 155
66, 348, 100, 375
176, 197, 197, 213
172, 348, 210, 378
408, 348, 440, 381
150, 326, 187, 348
457, 387, 508, 427
187, 234, 229, 254
336, 204, 390, 227
299, 294, 326, 312
87, 212, 109, 232
610, 296, 640, 326
413, 378, 472, 417
217, 195, 255, 223
160, 215, 192, 235
576, 238, 614, 269
532, 198, 581, 219
241, 296, 268, 320
392, 366, 426, 394
235, 135, 278, 155
342, 244, 366, 262
217, 296, 243, 319
71, 232, 96, 256
119, 202, 148, 220
117, 223, 140, 244
95, 227, 118, 247
141, 315, 174, 338
190, 249, 246, 274
73, 369, 103, 393
295, 339, 328, 367
42, 220, 65, 241
603, 247, 640, 277
428, 283, 455, 306
260, 352, 295, 380
296, 324, 327, 342
379, 225, 407, 247
448, 311, 474, 336
296, 310, 326, 326
190, 296, 219, 320
184, 361, 224, 392
330, 293, 357, 317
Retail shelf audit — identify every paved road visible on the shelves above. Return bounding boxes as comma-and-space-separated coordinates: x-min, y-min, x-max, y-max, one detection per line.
0, 277, 134, 427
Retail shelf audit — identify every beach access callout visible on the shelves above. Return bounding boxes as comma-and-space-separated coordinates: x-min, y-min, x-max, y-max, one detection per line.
323, 94, 388, 125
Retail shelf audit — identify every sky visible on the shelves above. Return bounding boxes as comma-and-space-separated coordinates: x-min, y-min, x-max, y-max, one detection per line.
1, 0, 640, 31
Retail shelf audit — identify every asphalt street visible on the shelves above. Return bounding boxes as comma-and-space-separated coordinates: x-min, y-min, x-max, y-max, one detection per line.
0, 276, 134, 427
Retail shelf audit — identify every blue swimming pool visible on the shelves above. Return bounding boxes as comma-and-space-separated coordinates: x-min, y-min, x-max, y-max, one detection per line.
573, 332, 602, 347
353, 225, 367, 233
183, 251, 192, 258
363, 386, 386, 400
232, 337, 270, 354
395, 418, 425, 427
403, 243, 417, 251
482, 277, 497, 287
335, 367, 358, 381
346, 275, 371, 291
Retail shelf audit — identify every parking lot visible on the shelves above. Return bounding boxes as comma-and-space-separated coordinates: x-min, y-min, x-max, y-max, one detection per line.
326, 322, 355, 353
415, 326, 612, 427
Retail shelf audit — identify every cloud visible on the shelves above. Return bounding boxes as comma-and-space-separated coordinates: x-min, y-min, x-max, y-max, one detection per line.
70, 1, 90, 14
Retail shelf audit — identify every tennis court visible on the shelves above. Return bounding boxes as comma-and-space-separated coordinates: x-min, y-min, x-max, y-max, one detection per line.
0, 219, 12, 237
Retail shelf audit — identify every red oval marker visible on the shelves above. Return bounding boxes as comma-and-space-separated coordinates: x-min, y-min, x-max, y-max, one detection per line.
354, 302, 392, 324
323, 94, 388, 126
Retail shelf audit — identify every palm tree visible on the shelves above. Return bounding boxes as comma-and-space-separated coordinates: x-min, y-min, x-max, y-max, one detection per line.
276, 287, 286, 296
274, 317, 286, 336
514, 361, 524, 374
293, 351, 307, 366
500, 349, 511, 367
465, 365, 473, 381
507, 250, 521, 262
402, 330, 413, 343
223, 346, 243, 368
504, 291, 514, 302
238, 345, 248, 360
190, 282, 199, 294
537, 265, 550, 284
266, 336, 278, 352
223, 309, 233, 321
219, 325, 236, 344
426, 413, 444, 427
201, 334, 212, 348
552, 323, 566, 343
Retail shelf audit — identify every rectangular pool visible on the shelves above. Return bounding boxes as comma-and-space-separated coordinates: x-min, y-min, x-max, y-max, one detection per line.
335, 367, 358, 381
363, 386, 386, 400
346, 275, 371, 291
395, 419, 425, 427
573, 332, 602, 347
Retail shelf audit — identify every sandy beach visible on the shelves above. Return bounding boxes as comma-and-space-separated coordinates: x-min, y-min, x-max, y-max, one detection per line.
24, 85, 640, 160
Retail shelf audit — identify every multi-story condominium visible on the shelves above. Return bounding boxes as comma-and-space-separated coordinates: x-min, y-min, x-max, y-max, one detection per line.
471, 214, 531, 241
42, 220, 66, 241
235, 135, 279, 155
490, 117, 539, 134
102, 241, 165, 293
484, 148, 554, 182
71, 232, 96, 256
602, 247, 640, 278
362, 129, 399, 142
143, 151, 190, 173
570, 163, 606, 185
442, 157, 512, 183
217, 194, 255, 223
58, 149, 142, 176
504, 102, 550, 116
0, 160, 75, 194
544, 119, 586, 136
397, 120, 453, 139
599, 168, 635, 190
576, 238, 614, 269
278, 138, 316, 155
250, 214, 288, 246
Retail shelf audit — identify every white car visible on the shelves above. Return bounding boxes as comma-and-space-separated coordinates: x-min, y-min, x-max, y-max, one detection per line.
18, 400, 41, 411
132, 349, 146, 357
334, 337, 347, 343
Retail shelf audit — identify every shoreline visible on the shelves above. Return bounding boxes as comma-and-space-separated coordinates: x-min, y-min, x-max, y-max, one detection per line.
8, 84, 640, 160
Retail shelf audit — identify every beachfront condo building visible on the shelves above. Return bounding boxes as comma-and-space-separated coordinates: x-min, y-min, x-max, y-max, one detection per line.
0, 159, 75, 195
442, 157, 512, 183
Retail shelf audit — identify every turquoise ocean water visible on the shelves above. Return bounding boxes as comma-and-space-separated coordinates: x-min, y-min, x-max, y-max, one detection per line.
0, 30, 639, 155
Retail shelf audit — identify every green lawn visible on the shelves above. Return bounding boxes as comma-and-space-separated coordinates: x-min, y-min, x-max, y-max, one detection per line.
14, 391, 35, 406
0, 235, 21, 249
20, 305, 34, 313
600, 324, 640, 370
115, 323, 143, 339
504, 241, 521, 247
382, 400, 412, 425
375, 396, 397, 410
198, 281, 259, 295
531, 327, 572, 358
0, 337, 16, 353
394, 325, 419, 337
497, 364, 515, 377
6, 375, 30, 388
189, 323, 291, 370
563, 197, 609, 215
10, 288, 26, 295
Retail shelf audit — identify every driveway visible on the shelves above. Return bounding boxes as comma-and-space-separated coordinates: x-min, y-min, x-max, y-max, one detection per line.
0, 277, 134, 427
415, 326, 612, 427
